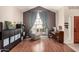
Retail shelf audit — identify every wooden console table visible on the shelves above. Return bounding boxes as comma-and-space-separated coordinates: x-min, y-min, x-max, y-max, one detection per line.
48, 30, 64, 43
55, 31, 64, 43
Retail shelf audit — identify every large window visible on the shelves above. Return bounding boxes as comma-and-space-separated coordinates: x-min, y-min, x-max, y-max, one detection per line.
31, 12, 44, 34
34, 12, 43, 29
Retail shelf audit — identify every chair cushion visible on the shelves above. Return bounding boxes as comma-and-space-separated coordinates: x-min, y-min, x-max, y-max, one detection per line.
30, 34, 40, 40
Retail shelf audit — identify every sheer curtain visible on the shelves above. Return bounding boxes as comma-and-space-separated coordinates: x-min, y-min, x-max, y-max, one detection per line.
39, 11, 49, 35
28, 11, 51, 36
28, 11, 37, 34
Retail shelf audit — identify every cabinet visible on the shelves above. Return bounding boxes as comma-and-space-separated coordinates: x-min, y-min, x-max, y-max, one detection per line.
48, 30, 64, 43
2, 29, 21, 51
0, 22, 22, 52
56, 31, 64, 43
0, 22, 3, 50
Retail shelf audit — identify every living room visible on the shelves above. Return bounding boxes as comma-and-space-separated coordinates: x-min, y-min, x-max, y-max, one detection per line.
0, 6, 79, 52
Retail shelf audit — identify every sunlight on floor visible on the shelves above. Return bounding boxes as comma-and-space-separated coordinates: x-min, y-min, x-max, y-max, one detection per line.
32, 40, 44, 52
40, 36, 48, 39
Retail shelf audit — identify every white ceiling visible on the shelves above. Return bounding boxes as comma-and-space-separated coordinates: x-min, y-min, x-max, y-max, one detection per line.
16, 6, 63, 12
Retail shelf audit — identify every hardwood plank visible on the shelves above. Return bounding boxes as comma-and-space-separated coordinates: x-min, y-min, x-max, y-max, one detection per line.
10, 39, 74, 52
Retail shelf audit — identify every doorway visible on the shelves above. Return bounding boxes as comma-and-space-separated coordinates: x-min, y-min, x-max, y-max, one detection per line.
74, 16, 79, 43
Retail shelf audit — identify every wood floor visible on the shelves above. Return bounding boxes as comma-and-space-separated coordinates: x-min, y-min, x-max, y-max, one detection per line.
11, 39, 75, 52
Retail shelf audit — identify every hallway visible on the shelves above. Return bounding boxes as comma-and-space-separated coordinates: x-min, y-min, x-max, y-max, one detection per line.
11, 39, 74, 52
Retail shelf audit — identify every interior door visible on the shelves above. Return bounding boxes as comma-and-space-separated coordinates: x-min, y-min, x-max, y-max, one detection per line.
74, 16, 79, 43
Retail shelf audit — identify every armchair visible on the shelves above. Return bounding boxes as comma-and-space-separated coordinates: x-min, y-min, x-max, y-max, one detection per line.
29, 31, 40, 41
